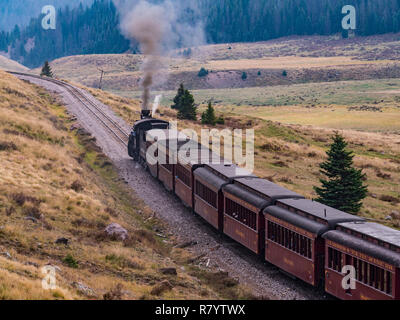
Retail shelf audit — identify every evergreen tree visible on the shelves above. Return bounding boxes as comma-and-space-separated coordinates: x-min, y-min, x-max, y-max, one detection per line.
216, 116, 225, 124
314, 132, 368, 214
171, 83, 185, 110
183, 48, 192, 58
7, 0, 130, 68
201, 102, 217, 125
198, 67, 209, 77
177, 87, 197, 121
40, 61, 53, 77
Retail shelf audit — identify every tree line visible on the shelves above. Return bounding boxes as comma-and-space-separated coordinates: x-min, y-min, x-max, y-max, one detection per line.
0, 0, 93, 32
3, 0, 400, 67
200, 0, 400, 43
2, 0, 129, 68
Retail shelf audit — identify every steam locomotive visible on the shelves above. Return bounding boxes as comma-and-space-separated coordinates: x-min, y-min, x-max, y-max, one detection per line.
128, 110, 400, 300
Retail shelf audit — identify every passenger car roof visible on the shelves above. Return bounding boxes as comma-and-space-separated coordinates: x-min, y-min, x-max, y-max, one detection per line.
193, 167, 228, 190
204, 163, 256, 179
234, 177, 303, 199
174, 140, 221, 165
338, 221, 400, 248
276, 198, 365, 224
266, 205, 330, 236
194, 164, 255, 190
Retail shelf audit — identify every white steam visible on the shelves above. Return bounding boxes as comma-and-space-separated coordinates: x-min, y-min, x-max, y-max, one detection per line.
152, 94, 162, 115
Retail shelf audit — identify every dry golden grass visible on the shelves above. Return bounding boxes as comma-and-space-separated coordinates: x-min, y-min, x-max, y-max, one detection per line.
205, 56, 392, 71
85, 86, 400, 227
0, 55, 28, 73
0, 71, 253, 300
34, 53, 397, 90
219, 104, 400, 132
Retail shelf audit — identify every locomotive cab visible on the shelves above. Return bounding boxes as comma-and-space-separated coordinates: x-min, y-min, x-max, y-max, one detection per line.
128, 110, 169, 161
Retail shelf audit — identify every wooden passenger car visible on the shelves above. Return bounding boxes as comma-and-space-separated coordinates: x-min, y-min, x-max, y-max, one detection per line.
193, 164, 255, 231
144, 129, 164, 178
174, 142, 219, 208
264, 199, 364, 286
155, 131, 189, 192
323, 222, 400, 300
222, 177, 303, 255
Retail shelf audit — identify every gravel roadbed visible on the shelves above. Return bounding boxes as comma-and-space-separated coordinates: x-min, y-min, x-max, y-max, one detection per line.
18, 75, 327, 300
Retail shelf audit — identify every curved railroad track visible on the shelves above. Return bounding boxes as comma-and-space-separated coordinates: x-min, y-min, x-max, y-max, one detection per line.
8, 72, 130, 146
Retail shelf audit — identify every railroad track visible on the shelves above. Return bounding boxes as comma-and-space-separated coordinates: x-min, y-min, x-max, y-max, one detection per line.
8, 72, 130, 146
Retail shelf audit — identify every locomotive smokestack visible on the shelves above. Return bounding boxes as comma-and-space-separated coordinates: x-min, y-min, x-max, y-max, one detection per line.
141, 109, 152, 119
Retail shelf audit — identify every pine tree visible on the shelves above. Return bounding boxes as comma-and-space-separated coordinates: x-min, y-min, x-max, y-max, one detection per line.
171, 84, 185, 110
314, 132, 368, 214
198, 67, 209, 77
177, 87, 197, 121
40, 61, 53, 77
201, 102, 217, 125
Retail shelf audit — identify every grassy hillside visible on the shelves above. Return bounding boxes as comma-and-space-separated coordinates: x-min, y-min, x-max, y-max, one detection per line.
0, 55, 29, 72
0, 71, 253, 300
144, 78, 400, 133
29, 33, 400, 227
32, 34, 400, 93
82, 86, 400, 228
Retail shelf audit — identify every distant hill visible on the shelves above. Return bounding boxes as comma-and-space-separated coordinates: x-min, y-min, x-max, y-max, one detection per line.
4, 0, 400, 68
40, 34, 400, 92
0, 55, 29, 72
0, 0, 93, 31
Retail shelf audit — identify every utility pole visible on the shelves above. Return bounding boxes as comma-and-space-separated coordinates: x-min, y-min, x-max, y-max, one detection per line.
98, 68, 105, 89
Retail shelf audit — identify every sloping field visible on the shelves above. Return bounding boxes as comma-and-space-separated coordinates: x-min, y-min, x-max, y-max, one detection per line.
0, 55, 29, 72
82, 85, 400, 227
34, 34, 400, 92
0, 70, 252, 300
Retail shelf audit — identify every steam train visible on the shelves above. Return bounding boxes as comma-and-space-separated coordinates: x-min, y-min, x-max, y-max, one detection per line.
128, 110, 400, 300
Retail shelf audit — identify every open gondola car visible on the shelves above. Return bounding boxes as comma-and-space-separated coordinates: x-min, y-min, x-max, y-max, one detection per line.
222, 177, 303, 255
193, 163, 255, 231
264, 199, 364, 286
323, 222, 400, 300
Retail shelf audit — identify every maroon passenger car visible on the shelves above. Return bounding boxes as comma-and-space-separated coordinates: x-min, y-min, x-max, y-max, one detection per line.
174, 143, 219, 208
145, 129, 165, 178
193, 164, 255, 231
146, 129, 188, 191
222, 177, 303, 255
323, 221, 400, 300
264, 199, 364, 286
